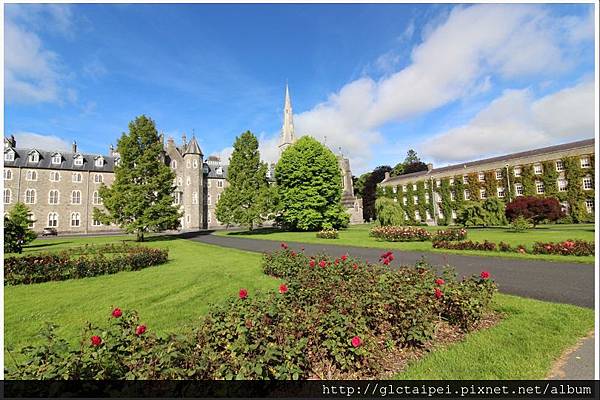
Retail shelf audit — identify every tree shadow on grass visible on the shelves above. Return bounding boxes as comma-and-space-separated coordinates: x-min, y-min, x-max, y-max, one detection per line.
23, 241, 73, 250
222, 227, 282, 236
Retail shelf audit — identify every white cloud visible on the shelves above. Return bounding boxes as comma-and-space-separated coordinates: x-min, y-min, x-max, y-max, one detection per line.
291, 4, 592, 172
11, 132, 71, 152
420, 80, 595, 163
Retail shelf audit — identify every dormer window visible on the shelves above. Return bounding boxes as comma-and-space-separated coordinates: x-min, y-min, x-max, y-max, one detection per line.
74, 155, 84, 166
114, 157, 120, 167
4, 150, 15, 161
216, 166, 223, 175
95, 157, 104, 167
28, 151, 40, 163
52, 154, 62, 164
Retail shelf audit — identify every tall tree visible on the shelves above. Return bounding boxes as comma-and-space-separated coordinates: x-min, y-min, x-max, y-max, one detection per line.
275, 136, 349, 231
94, 115, 181, 241
392, 149, 428, 177
362, 165, 392, 222
215, 131, 275, 230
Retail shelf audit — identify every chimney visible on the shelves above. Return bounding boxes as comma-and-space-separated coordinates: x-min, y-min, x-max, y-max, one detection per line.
427, 163, 433, 172
181, 133, 187, 147
10, 134, 16, 148
384, 171, 390, 180
109, 144, 114, 157
72, 140, 78, 153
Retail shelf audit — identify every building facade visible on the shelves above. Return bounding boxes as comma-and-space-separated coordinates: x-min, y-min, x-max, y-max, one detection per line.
378, 139, 595, 225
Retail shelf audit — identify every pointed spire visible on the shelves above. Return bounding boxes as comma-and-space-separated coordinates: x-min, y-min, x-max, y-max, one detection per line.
183, 135, 203, 155
279, 83, 296, 155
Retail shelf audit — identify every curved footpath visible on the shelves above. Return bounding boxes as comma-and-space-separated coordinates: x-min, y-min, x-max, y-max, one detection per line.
184, 232, 595, 309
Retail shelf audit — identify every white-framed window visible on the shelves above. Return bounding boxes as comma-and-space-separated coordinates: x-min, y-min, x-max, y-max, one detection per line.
402, 185, 407, 191
192, 192, 198, 204
28, 152, 40, 163
393, 197, 398, 203
392, 186, 397, 194
92, 191, 102, 205
426, 210, 431, 220
50, 171, 60, 182
480, 188, 487, 199
450, 191, 455, 201
48, 212, 58, 227
217, 193, 221, 202
186, 176, 191, 185
171, 160, 178, 169
582, 176, 593, 190
412, 183, 417, 191
173, 192, 180, 205
514, 183, 524, 196
513, 166, 522, 177
4, 150, 15, 161
95, 157, 104, 167
94, 174, 103, 183
186, 160, 191, 169
580, 156, 591, 168
413, 195, 418, 204
217, 180, 224, 188
555, 160, 564, 171
186, 214, 191, 223
25, 189, 36, 204
533, 164, 543, 175
26, 170, 37, 181
49, 190, 60, 205
193, 159, 198, 168
497, 187, 506, 198
449, 178, 454, 186
585, 199, 594, 213
52, 154, 62, 164
451, 210, 457, 219
436, 179, 441, 188
114, 157, 120, 167
28, 213, 35, 229
72, 172, 82, 183
71, 190, 82, 204
403, 197, 407, 205
207, 193, 211, 205
216, 166, 223, 175
414, 210, 420, 221
495, 170, 503, 180
4, 188, 11, 204
70, 212, 81, 227
464, 189, 470, 200
177, 177, 182, 186
425, 192, 430, 203
74, 155, 84, 166
535, 180, 545, 194
558, 179, 568, 192
478, 172, 485, 182
92, 219, 102, 226
207, 213, 212, 224
462, 175, 468, 184
4, 169, 12, 180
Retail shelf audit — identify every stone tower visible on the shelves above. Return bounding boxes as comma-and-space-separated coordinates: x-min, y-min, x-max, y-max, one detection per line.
278, 84, 296, 154
181, 135, 203, 230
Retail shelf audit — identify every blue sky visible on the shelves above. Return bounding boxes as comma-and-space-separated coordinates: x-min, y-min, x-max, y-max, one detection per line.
4, 3, 596, 174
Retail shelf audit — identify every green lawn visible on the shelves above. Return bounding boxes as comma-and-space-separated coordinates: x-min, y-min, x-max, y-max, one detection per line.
216, 223, 595, 264
4, 235, 595, 378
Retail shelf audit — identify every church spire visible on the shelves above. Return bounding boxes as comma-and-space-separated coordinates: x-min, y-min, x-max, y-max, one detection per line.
279, 83, 296, 155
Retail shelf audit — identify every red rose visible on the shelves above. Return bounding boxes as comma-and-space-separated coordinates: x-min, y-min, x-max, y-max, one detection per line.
434, 288, 443, 299
319, 260, 327, 268
135, 325, 146, 336
341, 255, 348, 261
480, 271, 490, 279
290, 251, 296, 257
280, 242, 288, 249
112, 307, 122, 318
239, 288, 248, 299
435, 278, 445, 286
353, 264, 358, 270
309, 259, 316, 268
351, 336, 362, 347
90, 335, 102, 346
279, 284, 288, 294
334, 258, 339, 265
382, 258, 390, 265
388, 253, 394, 261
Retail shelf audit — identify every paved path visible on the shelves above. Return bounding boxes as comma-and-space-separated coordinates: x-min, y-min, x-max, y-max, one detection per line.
184, 232, 595, 309
548, 333, 595, 380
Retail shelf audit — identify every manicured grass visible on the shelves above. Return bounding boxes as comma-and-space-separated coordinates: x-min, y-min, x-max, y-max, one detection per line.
399, 293, 595, 379
4, 235, 594, 378
216, 223, 595, 264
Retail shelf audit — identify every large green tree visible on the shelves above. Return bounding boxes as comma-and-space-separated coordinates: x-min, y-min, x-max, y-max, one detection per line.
94, 115, 181, 241
392, 149, 429, 177
275, 136, 349, 231
215, 131, 275, 230
362, 165, 392, 222
4, 203, 37, 253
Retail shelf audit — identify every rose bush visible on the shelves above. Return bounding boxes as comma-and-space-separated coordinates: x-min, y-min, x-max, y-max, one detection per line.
432, 228, 468, 242
370, 226, 431, 242
432, 240, 497, 251
316, 229, 339, 239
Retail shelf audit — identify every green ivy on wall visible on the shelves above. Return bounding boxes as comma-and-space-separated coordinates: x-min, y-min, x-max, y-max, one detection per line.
404, 183, 416, 225
484, 171, 498, 200
520, 165, 536, 196
542, 160, 558, 198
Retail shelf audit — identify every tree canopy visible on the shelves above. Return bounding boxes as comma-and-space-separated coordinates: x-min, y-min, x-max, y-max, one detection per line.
4, 203, 37, 253
392, 149, 429, 177
362, 165, 392, 222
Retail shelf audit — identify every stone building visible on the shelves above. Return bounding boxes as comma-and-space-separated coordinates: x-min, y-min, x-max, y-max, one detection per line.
378, 139, 595, 225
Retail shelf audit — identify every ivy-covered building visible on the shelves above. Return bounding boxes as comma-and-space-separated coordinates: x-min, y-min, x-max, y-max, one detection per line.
378, 139, 595, 225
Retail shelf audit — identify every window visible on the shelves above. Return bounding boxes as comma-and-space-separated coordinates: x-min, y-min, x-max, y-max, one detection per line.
464, 189, 470, 200
513, 166, 522, 177
186, 160, 191, 169
186, 176, 191, 185
451, 210, 457, 219
582, 176, 593, 190
4, 189, 11, 204
26, 170, 37, 181
92, 219, 102, 226
48, 212, 58, 227
95, 158, 104, 167
72, 172, 82, 183
436, 179, 441, 188
392, 186, 397, 194
49, 190, 60, 205
114, 157, 120, 167
171, 160, 177, 169
585, 199, 594, 213
450, 191, 455, 201
25, 189, 36, 204
192, 192, 198, 204
94, 174, 103, 183
52, 154, 62, 164
403, 197, 407, 206
414, 211, 421, 221
177, 177, 182, 186
514, 183, 524, 196
533, 164, 543, 175
393, 197, 398, 203
28, 152, 39, 163
425, 193, 430, 203
92, 191, 102, 205
412, 184, 417, 191
4, 150, 15, 161
558, 179, 568, 192
71, 190, 82, 204
580, 157, 591, 168
478, 172, 485, 182
535, 181, 545, 194
413, 195, 418, 204
426, 210, 431, 220
74, 155, 84, 166
50, 171, 60, 182
462, 175, 468, 184
480, 188, 487, 199
402, 185, 407, 191
207, 193, 211, 205
495, 170, 503, 180
449, 178, 454, 186
497, 187, 506, 198
193, 160, 198, 168
217, 193, 221, 202
216, 166, 223, 175
186, 214, 191, 223
555, 160, 564, 172
173, 192, 180, 205
217, 180, 224, 188
28, 213, 35, 229
71, 212, 81, 227
4, 169, 12, 180
207, 213, 212, 224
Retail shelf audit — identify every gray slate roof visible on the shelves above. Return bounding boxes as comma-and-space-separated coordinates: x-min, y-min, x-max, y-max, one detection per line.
4, 147, 116, 172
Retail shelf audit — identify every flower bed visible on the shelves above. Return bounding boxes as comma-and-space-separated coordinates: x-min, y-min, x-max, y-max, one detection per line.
370, 226, 431, 242
4, 246, 169, 285
316, 228, 339, 239
432, 240, 497, 251
531, 240, 594, 256
7, 247, 496, 380
432, 228, 467, 241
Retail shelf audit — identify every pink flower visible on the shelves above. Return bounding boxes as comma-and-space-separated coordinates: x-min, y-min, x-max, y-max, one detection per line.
111, 307, 122, 318
353, 264, 358, 270
435, 278, 445, 286
239, 289, 248, 299
319, 260, 327, 268
280, 242, 288, 250
309, 259, 316, 268
135, 325, 146, 336
351, 336, 362, 347
341, 255, 348, 261
434, 288, 443, 299
278, 284, 288, 294
290, 251, 296, 257
480, 271, 490, 279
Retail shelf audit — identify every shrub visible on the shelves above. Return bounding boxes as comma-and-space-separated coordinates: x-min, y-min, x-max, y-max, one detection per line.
532, 240, 594, 256
4, 246, 168, 285
316, 229, 339, 239
432, 240, 497, 251
370, 226, 431, 242
374, 197, 404, 226
456, 198, 507, 227
505, 196, 564, 227
432, 228, 467, 241
510, 215, 531, 232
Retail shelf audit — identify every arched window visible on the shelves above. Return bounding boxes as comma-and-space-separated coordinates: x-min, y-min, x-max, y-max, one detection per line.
50, 171, 60, 182
26, 170, 37, 181
186, 160, 191, 168
4, 189, 11, 204
94, 174, 103, 183
5, 150, 15, 161
71, 190, 81, 204
48, 212, 58, 227
193, 159, 198, 168
171, 160, 178, 169
49, 190, 60, 205
4, 169, 12, 180
70, 212, 81, 227
92, 191, 102, 205
72, 172, 82, 183
186, 176, 191, 185
74, 155, 84, 166
25, 189, 36, 204
95, 157, 104, 167
192, 192, 198, 204
52, 154, 62, 164
28, 152, 40, 163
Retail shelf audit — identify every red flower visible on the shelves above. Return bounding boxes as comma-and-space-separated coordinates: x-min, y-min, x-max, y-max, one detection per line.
290, 251, 296, 257
382, 258, 390, 265
351, 336, 362, 347
319, 260, 327, 268
239, 288, 248, 299
309, 259, 316, 268
341, 255, 348, 261
353, 264, 358, 270
388, 253, 394, 261
280, 242, 288, 249
435, 278, 445, 286
278, 284, 288, 294
334, 258, 339, 265
135, 325, 146, 336
90, 335, 102, 346
111, 307, 122, 318
434, 288, 443, 299
480, 271, 490, 279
